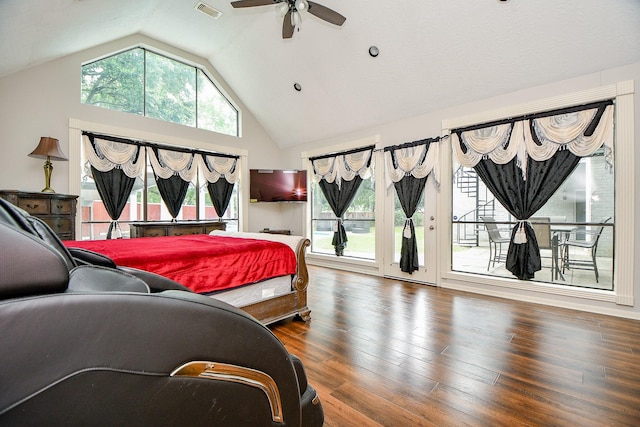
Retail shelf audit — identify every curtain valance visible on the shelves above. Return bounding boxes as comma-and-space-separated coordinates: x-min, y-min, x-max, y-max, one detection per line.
452, 102, 614, 179
384, 138, 440, 188
149, 148, 197, 182
83, 135, 145, 178
198, 154, 240, 184
310, 145, 374, 187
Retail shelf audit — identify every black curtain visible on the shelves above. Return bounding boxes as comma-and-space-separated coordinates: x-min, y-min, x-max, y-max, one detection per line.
473, 149, 580, 280
91, 166, 136, 239
207, 179, 235, 218
155, 174, 190, 220
318, 177, 363, 256
394, 175, 428, 273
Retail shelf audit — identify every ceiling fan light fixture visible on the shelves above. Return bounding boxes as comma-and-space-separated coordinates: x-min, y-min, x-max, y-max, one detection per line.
295, 0, 308, 12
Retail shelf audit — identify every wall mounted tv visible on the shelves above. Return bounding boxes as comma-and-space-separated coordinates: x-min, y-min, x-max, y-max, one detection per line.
249, 169, 308, 203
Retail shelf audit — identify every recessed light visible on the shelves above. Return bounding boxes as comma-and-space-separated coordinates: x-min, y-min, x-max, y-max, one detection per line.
369, 46, 379, 57
293, 82, 302, 91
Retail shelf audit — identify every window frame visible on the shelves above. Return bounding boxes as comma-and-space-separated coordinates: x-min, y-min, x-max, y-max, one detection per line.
81, 47, 239, 137
439, 81, 635, 308
69, 119, 250, 238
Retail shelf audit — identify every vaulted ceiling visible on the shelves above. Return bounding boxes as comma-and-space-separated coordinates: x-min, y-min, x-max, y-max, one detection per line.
2, 0, 639, 148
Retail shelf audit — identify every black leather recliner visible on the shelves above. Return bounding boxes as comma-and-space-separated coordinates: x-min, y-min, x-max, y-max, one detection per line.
0, 198, 323, 426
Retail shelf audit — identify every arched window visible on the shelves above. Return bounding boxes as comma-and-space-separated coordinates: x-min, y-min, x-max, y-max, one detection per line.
81, 47, 238, 136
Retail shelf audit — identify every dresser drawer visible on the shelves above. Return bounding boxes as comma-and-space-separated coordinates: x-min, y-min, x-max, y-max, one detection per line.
42, 218, 73, 235
168, 226, 204, 236
17, 198, 50, 215
141, 227, 168, 238
50, 199, 74, 215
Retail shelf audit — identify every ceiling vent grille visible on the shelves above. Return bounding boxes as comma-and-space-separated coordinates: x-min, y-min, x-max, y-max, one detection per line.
195, 2, 222, 19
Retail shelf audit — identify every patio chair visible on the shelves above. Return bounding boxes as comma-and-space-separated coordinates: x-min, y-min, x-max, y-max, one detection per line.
530, 217, 562, 281
561, 217, 611, 283
480, 216, 510, 270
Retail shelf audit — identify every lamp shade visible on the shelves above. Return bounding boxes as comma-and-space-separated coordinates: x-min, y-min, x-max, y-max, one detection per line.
28, 137, 68, 161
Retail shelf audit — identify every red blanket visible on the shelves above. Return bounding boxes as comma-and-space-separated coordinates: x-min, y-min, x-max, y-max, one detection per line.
63, 235, 297, 293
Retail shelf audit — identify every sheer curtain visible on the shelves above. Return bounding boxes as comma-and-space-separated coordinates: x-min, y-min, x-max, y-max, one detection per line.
83, 134, 145, 238
198, 154, 240, 219
452, 101, 614, 280
310, 146, 374, 256
384, 138, 440, 273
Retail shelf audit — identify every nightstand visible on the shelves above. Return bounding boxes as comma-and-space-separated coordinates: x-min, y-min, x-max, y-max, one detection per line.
0, 190, 78, 240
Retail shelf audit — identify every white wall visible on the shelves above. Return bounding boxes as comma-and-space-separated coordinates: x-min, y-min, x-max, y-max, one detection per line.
0, 34, 295, 232
283, 61, 640, 318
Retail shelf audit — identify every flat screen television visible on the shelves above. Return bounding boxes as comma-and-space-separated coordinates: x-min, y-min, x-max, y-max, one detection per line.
249, 169, 307, 203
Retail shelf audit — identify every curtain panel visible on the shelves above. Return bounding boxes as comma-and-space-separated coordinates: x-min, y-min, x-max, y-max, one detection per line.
384, 138, 440, 273
148, 147, 197, 220
198, 154, 240, 218
310, 146, 374, 256
451, 101, 614, 280
83, 134, 145, 238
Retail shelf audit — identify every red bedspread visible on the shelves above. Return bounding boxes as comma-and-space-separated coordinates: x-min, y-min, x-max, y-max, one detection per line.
63, 235, 297, 293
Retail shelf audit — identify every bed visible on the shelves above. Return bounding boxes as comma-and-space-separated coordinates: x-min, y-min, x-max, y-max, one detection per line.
62, 231, 311, 325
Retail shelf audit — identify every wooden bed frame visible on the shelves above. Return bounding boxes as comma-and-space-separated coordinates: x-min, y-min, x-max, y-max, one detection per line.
239, 238, 311, 325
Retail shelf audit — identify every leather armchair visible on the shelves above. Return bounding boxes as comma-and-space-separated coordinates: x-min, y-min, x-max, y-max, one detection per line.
0, 199, 323, 426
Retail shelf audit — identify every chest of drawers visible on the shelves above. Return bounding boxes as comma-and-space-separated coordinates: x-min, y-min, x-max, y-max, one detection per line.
129, 220, 227, 238
0, 190, 78, 240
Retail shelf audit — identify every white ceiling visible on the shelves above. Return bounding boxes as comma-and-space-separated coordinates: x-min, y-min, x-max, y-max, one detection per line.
2, 0, 639, 148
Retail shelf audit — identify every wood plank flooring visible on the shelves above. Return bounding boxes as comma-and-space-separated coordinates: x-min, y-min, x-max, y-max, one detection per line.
270, 266, 640, 426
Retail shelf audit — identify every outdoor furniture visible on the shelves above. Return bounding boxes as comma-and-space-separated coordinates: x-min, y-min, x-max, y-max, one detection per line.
481, 216, 510, 270
561, 217, 612, 283
531, 217, 565, 281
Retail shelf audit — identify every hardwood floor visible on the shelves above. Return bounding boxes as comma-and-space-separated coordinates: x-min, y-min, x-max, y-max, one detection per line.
270, 266, 640, 426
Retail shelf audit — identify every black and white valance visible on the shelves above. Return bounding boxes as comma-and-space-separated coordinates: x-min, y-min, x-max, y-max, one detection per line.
384, 138, 440, 188
83, 134, 145, 178
384, 138, 440, 274
452, 101, 614, 179
309, 145, 375, 256
310, 145, 374, 187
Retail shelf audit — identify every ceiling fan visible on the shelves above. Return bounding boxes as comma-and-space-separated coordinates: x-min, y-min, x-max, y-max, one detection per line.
231, 0, 346, 39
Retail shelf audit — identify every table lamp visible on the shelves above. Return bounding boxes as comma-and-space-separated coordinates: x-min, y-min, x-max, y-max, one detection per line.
28, 137, 68, 193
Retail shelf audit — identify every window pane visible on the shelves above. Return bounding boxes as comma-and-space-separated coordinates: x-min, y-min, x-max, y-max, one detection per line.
200, 182, 239, 232
81, 48, 144, 114
451, 151, 614, 291
145, 52, 196, 127
197, 70, 238, 136
310, 178, 376, 260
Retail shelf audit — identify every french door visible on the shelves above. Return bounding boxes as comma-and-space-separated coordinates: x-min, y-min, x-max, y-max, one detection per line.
383, 178, 438, 284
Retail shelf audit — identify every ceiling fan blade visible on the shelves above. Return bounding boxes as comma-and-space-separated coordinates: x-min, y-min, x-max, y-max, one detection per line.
282, 9, 295, 39
231, 0, 278, 8
307, 1, 346, 26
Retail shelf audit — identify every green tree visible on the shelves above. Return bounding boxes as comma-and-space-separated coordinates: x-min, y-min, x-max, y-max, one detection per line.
82, 48, 144, 113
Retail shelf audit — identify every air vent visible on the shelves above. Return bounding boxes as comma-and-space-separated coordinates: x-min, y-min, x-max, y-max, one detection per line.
195, 2, 222, 19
